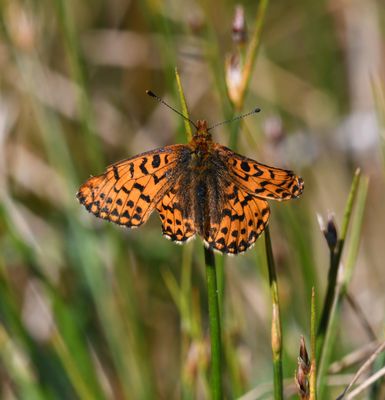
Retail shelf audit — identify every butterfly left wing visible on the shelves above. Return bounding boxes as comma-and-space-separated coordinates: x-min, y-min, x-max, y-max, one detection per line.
204, 182, 270, 254
216, 145, 304, 201
77, 145, 185, 228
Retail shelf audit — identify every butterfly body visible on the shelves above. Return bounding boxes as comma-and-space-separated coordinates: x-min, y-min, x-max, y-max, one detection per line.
77, 120, 304, 254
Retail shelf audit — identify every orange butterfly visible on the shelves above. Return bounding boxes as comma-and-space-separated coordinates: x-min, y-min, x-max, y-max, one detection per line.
77, 94, 304, 254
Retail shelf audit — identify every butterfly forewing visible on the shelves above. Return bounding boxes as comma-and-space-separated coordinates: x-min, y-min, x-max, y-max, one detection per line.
204, 182, 270, 254
217, 146, 304, 201
77, 145, 185, 228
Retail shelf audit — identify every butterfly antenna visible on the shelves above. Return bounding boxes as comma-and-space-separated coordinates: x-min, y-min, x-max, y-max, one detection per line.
207, 107, 261, 131
146, 90, 198, 130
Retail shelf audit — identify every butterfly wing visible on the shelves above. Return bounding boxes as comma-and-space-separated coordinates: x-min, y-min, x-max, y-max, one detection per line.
216, 145, 304, 201
77, 145, 186, 228
204, 181, 270, 254
156, 183, 196, 243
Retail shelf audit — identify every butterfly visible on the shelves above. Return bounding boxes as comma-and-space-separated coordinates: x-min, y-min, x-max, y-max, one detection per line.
77, 100, 304, 255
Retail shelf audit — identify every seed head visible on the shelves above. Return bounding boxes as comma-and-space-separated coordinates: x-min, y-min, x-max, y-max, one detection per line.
232, 5, 248, 45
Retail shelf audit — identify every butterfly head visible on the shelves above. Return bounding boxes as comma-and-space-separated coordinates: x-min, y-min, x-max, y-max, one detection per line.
193, 120, 212, 142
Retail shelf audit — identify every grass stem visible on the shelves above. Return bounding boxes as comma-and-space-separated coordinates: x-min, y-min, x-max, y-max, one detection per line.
235, 0, 269, 112
317, 172, 368, 397
310, 287, 317, 400
228, 0, 269, 150
317, 170, 361, 361
175, 67, 193, 141
204, 247, 223, 400
264, 226, 283, 400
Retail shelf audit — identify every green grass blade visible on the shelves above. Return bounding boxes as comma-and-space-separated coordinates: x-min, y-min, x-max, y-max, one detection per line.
0, 326, 45, 400
371, 76, 385, 170
317, 169, 361, 362
317, 174, 369, 397
342, 176, 370, 292
228, 0, 269, 149
52, 0, 102, 170
234, 0, 269, 112
310, 287, 317, 400
175, 67, 193, 140
264, 226, 283, 400
51, 332, 102, 400
204, 247, 223, 400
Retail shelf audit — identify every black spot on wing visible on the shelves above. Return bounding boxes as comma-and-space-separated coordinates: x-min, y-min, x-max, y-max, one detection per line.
152, 154, 161, 168
133, 182, 145, 192
139, 158, 149, 174
240, 161, 251, 172
129, 163, 134, 178
112, 165, 120, 180
140, 193, 151, 203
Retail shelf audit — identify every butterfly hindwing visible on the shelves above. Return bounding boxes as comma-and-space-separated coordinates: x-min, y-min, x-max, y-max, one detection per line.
204, 182, 270, 254
77, 145, 185, 228
216, 145, 304, 201
156, 183, 196, 243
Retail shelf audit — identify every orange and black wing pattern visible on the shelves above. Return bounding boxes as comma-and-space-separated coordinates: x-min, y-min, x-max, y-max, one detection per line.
216, 145, 304, 201
156, 182, 196, 243
204, 181, 270, 254
77, 145, 185, 228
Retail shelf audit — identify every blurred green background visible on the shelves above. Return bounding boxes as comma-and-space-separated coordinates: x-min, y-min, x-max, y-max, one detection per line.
0, 0, 384, 399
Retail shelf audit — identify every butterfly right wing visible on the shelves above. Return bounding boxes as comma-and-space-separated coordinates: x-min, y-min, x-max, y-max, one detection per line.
77, 145, 186, 228
216, 145, 304, 201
